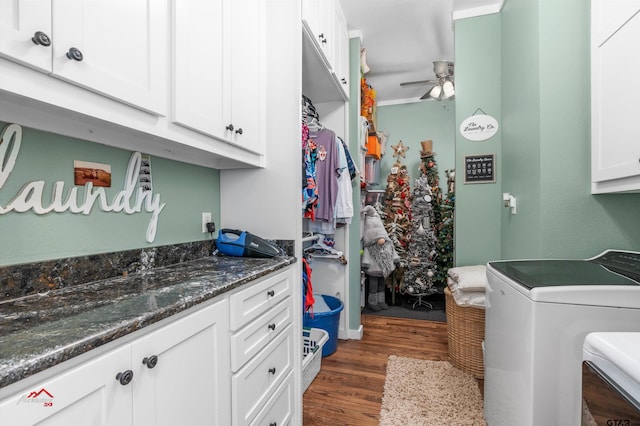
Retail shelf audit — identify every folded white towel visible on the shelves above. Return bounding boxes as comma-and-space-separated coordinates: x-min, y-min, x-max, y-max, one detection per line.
448, 278, 486, 308
447, 265, 487, 292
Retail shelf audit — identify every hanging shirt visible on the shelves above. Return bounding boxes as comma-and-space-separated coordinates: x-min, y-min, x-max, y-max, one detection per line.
334, 138, 354, 221
308, 128, 339, 223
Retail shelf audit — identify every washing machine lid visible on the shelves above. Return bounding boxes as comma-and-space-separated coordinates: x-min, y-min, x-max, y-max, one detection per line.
488, 250, 640, 290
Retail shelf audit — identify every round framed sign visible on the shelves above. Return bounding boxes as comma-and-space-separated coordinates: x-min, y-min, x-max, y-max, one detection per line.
459, 114, 499, 141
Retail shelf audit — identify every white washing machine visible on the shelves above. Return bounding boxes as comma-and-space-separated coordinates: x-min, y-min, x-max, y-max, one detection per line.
483, 250, 640, 426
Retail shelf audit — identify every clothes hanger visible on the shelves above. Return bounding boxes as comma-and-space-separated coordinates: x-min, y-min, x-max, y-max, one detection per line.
303, 234, 347, 264
306, 116, 324, 132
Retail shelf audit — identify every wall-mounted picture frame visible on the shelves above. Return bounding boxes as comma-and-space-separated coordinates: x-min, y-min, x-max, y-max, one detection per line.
74, 160, 112, 187
464, 154, 495, 184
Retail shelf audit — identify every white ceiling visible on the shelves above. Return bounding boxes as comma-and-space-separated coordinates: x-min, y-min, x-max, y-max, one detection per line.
339, 0, 504, 105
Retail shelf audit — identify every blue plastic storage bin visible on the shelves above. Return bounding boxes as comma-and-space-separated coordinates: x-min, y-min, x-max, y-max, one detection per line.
303, 294, 344, 356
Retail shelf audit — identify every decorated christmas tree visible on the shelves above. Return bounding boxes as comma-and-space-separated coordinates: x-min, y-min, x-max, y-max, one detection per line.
437, 169, 455, 286
419, 142, 443, 228
401, 171, 439, 296
379, 141, 412, 295
417, 140, 451, 292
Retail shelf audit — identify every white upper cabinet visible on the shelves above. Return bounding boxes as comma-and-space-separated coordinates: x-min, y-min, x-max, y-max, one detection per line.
172, 0, 226, 139
591, 0, 640, 193
228, 0, 264, 154
302, 0, 335, 70
51, 0, 167, 114
0, 0, 52, 72
333, 5, 350, 98
172, 0, 264, 155
302, 0, 349, 100
0, 0, 270, 168
0, 0, 167, 115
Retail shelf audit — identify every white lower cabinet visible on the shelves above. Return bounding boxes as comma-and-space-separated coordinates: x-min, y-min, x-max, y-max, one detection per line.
250, 371, 294, 426
0, 345, 132, 426
0, 267, 298, 426
131, 298, 231, 426
229, 268, 295, 425
232, 326, 293, 425
0, 297, 230, 426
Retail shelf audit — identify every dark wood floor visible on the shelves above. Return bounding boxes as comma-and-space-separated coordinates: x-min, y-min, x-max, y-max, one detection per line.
303, 314, 459, 425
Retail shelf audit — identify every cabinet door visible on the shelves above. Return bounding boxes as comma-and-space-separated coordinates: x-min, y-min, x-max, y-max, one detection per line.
591, 0, 640, 187
0, 0, 51, 72
302, 0, 334, 70
0, 345, 133, 426
131, 298, 231, 426
172, 0, 228, 139
228, 0, 264, 154
333, 4, 350, 99
51, 0, 168, 114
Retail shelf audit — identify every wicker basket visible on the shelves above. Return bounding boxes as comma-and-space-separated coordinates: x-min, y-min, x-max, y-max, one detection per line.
445, 286, 485, 379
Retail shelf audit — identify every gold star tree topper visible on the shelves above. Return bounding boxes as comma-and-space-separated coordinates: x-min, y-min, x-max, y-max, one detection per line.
391, 140, 409, 158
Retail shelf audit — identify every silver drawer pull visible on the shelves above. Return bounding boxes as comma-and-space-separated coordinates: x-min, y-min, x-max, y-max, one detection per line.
267, 290, 275, 297
268, 323, 276, 331
268, 367, 276, 375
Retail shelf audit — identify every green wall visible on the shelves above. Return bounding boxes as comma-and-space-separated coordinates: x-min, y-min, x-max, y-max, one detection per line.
0, 122, 220, 266
499, 0, 640, 259
454, 13, 503, 266
348, 36, 363, 333
375, 101, 455, 192
451, 0, 640, 263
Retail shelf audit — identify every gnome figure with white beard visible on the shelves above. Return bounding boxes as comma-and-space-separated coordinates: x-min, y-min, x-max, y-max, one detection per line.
361, 205, 400, 311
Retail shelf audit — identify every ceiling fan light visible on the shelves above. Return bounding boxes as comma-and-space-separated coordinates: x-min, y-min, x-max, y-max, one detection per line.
442, 80, 455, 98
429, 84, 442, 99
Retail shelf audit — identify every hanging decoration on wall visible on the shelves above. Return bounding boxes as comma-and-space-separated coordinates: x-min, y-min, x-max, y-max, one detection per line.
0, 123, 166, 243
464, 154, 496, 184
139, 154, 153, 192
460, 108, 499, 141
73, 160, 112, 188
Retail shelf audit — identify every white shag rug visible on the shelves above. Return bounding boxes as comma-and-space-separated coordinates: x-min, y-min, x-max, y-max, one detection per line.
380, 355, 486, 426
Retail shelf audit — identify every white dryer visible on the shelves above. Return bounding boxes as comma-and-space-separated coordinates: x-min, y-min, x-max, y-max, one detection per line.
483, 250, 640, 426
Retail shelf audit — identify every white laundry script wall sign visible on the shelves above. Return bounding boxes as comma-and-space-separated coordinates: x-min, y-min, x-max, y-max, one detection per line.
0, 123, 166, 242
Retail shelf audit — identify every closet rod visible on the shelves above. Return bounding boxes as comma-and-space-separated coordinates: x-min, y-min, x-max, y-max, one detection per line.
301, 234, 319, 243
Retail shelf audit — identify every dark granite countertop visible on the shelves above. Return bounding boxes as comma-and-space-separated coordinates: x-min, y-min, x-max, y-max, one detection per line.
0, 254, 295, 390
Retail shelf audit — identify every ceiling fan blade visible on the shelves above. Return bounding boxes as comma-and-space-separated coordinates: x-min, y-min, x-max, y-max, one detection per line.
419, 86, 436, 99
400, 79, 436, 87
420, 90, 432, 100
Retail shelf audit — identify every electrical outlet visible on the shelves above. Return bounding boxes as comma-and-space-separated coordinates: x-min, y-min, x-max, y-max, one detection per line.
202, 212, 211, 233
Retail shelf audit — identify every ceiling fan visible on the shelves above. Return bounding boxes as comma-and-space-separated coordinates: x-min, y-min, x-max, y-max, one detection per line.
400, 60, 455, 100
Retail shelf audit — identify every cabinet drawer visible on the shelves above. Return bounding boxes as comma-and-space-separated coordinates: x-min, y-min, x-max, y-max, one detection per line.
232, 325, 293, 425
230, 270, 292, 331
230, 297, 292, 372
250, 371, 294, 426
